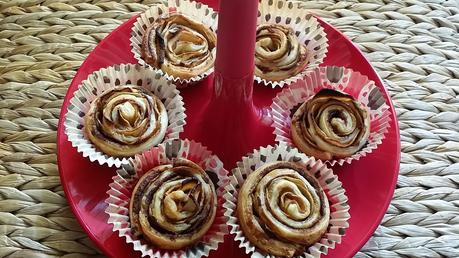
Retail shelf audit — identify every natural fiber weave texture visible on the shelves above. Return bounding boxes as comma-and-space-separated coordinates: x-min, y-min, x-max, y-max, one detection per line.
0, 0, 458, 257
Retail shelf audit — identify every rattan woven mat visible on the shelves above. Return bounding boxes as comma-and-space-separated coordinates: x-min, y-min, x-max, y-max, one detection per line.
0, 0, 458, 257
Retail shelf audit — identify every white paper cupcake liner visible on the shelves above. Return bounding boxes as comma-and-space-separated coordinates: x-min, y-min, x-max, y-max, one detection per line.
255, 0, 328, 88
223, 142, 350, 258
64, 64, 186, 168
105, 139, 229, 258
130, 0, 218, 85
271, 65, 392, 166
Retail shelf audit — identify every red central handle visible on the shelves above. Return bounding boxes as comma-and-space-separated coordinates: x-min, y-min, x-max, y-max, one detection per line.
194, 0, 267, 169
212, 0, 259, 107
215, 0, 259, 79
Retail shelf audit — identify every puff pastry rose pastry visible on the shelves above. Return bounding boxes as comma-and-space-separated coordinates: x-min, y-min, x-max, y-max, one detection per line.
255, 24, 309, 82
84, 85, 168, 157
237, 161, 330, 257
291, 89, 370, 160
130, 158, 217, 249
141, 14, 217, 80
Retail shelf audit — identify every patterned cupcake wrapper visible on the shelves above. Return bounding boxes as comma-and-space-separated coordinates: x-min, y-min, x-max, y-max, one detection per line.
64, 64, 186, 168
255, 0, 329, 88
223, 142, 350, 258
105, 139, 229, 258
130, 0, 218, 86
271, 65, 392, 166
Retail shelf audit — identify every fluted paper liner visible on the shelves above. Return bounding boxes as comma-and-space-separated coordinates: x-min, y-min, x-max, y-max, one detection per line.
255, 0, 328, 88
64, 64, 186, 168
271, 66, 392, 166
105, 139, 229, 258
223, 143, 350, 258
130, 0, 218, 85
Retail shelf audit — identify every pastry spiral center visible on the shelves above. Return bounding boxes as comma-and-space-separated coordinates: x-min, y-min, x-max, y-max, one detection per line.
168, 28, 207, 56
141, 14, 216, 80
163, 190, 196, 220
291, 89, 370, 160
258, 169, 321, 230
319, 103, 357, 138
85, 85, 169, 157
237, 162, 330, 257
95, 87, 164, 145
309, 98, 364, 148
151, 176, 206, 233
157, 179, 201, 225
118, 102, 138, 126
277, 181, 310, 220
130, 159, 217, 250
106, 96, 147, 129
257, 33, 287, 60
139, 163, 216, 237
254, 24, 308, 81
164, 25, 210, 66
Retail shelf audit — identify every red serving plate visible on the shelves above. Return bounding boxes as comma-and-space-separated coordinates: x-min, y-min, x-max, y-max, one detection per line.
57, 1, 400, 257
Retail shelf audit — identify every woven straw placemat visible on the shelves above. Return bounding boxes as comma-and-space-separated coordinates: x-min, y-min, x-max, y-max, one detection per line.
0, 0, 458, 257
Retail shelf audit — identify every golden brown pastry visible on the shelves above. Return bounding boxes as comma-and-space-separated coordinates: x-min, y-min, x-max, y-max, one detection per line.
141, 14, 217, 80
130, 158, 217, 250
291, 89, 370, 160
255, 24, 309, 82
237, 161, 330, 257
84, 85, 167, 157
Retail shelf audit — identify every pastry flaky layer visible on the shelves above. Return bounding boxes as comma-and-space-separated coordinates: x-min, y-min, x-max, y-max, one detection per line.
141, 13, 217, 80
291, 89, 371, 160
237, 161, 330, 258
84, 85, 168, 157
255, 24, 309, 82
129, 158, 217, 250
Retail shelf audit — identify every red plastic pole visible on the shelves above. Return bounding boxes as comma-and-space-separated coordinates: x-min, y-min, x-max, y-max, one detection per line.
194, 0, 261, 168
215, 0, 259, 80
212, 0, 259, 112
209, 2, 260, 256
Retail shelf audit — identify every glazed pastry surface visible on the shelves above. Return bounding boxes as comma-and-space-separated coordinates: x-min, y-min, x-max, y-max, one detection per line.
130, 158, 217, 250
291, 89, 370, 160
84, 85, 168, 157
141, 14, 217, 80
255, 24, 309, 81
237, 161, 330, 257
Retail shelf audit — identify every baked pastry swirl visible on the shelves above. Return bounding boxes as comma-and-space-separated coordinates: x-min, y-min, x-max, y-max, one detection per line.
237, 161, 330, 257
141, 14, 217, 80
255, 24, 309, 82
130, 158, 217, 250
84, 85, 168, 157
291, 89, 370, 160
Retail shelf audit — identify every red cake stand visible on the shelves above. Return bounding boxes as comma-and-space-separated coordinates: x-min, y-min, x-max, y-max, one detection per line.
57, 0, 400, 257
